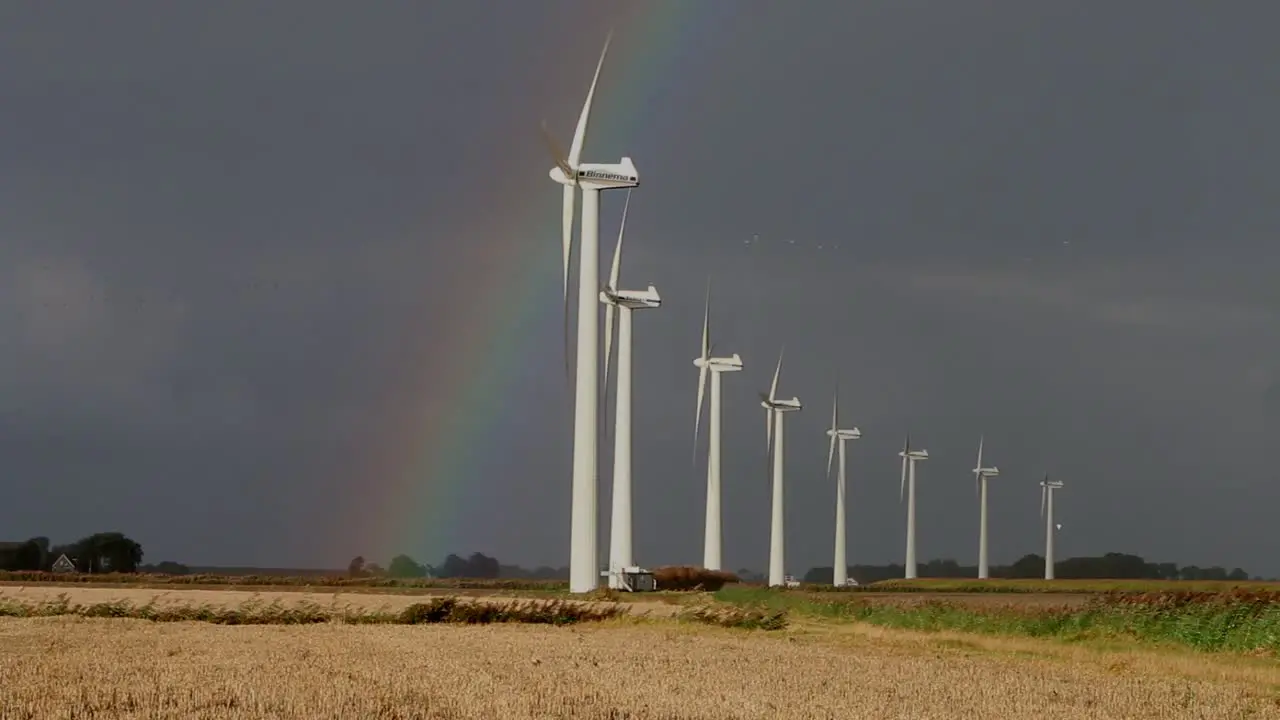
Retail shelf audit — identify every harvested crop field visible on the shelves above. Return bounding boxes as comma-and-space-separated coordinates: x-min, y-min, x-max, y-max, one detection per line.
0, 585, 682, 618
1, 616, 1277, 719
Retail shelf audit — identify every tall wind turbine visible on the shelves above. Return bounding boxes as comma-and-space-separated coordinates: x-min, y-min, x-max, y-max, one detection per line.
825, 385, 861, 587
692, 281, 743, 571
542, 33, 641, 593
760, 350, 801, 587
898, 435, 929, 580
972, 436, 1000, 579
1040, 474, 1064, 580
600, 191, 660, 589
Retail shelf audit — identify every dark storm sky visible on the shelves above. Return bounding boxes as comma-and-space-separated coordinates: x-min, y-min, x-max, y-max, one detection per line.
2, 2, 1278, 575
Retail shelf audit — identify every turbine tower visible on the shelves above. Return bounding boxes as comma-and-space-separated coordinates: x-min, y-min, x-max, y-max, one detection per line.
600, 191, 660, 590
760, 350, 801, 587
972, 435, 1000, 580
1040, 474, 1064, 580
692, 281, 743, 571
542, 33, 641, 593
898, 435, 929, 580
825, 384, 861, 587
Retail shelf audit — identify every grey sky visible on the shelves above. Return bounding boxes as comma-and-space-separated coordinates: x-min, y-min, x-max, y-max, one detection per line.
2, 2, 1278, 575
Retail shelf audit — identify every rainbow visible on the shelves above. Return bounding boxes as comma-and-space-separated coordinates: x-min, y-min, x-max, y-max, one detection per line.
349, 4, 736, 568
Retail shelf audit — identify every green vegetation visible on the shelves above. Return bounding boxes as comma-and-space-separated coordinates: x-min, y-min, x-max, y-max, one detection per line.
0, 594, 623, 625
714, 587, 1280, 655
859, 578, 1280, 593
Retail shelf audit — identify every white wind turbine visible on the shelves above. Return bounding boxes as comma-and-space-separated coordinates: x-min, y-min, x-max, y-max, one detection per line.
599, 191, 660, 590
898, 434, 929, 580
541, 33, 640, 593
972, 435, 1000, 579
825, 384, 861, 587
1040, 474, 1064, 580
692, 280, 743, 571
760, 349, 801, 587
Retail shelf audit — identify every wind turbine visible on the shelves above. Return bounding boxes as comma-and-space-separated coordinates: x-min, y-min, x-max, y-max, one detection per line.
825, 385, 861, 587
541, 32, 641, 593
692, 280, 743, 571
599, 191, 660, 590
972, 436, 1000, 579
898, 434, 929, 580
1040, 474, 1064, 580
760, 350, 801, 587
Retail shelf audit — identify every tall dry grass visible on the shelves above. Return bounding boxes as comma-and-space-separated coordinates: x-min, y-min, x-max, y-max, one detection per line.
1, 615, 1274, 719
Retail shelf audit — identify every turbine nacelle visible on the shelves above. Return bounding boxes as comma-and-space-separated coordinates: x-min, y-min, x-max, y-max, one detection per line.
975, 466, 1000, 477
899, 449, 929, 461
601, 285, 661, 310
693, 354, 744, 372
1041, 479, 1064, 489
550, 159, 640, 190
762, 397, 801, 412
827, 427, 862, 440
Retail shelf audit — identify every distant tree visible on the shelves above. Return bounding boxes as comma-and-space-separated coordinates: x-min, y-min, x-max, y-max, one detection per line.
347, 556, 366, 577
67, 533, 143, 573
388, 554, 427, 578
12, 539, 47, 571
1228, 568, 1249, 581
434, 552, 500, 579
804, 566, 834, 584
468, 552, 499, 579
1009, 553, 1045, 578
437, 554, 467, 578
150, 561, 190, 575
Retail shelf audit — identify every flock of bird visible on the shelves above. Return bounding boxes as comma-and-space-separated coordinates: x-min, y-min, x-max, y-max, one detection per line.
543, 34, 1066, 593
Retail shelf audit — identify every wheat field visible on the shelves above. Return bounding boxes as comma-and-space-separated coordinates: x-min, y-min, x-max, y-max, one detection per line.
2, 609, 1278, 719
0, 585, 681, 618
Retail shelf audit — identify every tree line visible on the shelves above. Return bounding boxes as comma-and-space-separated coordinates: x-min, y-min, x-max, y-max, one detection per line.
0, 533, 144, 573
801, 552, 1259, 585
344, 553, 569, 580
2, 537, 1262, 584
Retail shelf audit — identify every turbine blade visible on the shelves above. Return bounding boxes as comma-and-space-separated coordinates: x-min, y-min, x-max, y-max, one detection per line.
833, 379, 840, 429
827, 433, 837, 480
826, 387, 838, 479
568, 31, 612, 168
601, 191, 626, 425
900, 455, 907, 502
1040, 484, 1047, 518
607, 190, 629, 293
766, 405, 773, 459
974, 434, 984, 498
539, 121, 572, 175
769, 348, 783, 402
603, 302, 616, 437
765, 408, 775, 493
561, 185, 575, 387
700, 278, 711, 361
693, 364, 708, 465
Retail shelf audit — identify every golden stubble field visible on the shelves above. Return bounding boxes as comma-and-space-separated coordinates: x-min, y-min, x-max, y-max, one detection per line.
1, 588, 1279, 720
0, 585, 681, 617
